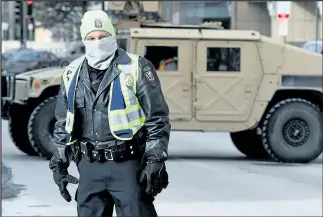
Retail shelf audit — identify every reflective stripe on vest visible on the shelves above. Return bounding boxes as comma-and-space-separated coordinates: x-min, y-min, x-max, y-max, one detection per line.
109, 55, 146, 140
62, 56, 85, 145
61, 53, 146, 145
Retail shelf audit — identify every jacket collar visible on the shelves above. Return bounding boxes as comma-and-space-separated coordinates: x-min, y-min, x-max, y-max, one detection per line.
114, 48, 131, 65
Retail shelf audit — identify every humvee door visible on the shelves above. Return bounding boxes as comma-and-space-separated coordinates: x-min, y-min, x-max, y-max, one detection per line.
136, 39, 193, 121
194, 40, 263, 122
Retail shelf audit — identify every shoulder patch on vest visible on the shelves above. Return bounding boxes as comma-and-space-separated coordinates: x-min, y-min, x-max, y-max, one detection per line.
143, 66, 156, 87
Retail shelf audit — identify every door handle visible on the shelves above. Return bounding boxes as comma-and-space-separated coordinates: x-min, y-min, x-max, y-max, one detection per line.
244, 86, 252, 93
182, 85, 190, 92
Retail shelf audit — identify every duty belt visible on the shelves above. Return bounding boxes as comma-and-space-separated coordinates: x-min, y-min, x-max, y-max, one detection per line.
78, 140, 138, 163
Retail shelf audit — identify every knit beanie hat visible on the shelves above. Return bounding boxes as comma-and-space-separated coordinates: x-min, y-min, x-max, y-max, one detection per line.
80, 10, 116, 40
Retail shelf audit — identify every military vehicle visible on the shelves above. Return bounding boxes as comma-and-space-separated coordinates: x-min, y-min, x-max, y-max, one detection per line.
2, 2, 322, 163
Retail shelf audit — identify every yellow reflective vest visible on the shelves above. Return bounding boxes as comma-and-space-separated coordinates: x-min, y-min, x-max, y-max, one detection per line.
61, 53, 146, 145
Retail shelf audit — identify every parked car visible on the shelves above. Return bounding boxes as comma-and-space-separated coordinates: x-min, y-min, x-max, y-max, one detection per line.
302, 39, 323, 54
2, 49, 62, 75
2, 48, 32, 66
2, 48, 22, 60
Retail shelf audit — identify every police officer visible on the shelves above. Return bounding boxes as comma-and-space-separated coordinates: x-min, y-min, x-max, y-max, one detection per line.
49, 10, 171, 217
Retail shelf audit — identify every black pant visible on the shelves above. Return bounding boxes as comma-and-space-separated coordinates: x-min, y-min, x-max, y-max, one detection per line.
76, 157, 157, 217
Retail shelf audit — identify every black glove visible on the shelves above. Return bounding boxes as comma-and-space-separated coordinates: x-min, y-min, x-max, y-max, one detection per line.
139, 161, 169, 196
53, 170, 79, 202
49, 155, 79, 202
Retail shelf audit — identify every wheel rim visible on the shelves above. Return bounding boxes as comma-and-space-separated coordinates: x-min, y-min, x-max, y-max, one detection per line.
282, 118, 310, 147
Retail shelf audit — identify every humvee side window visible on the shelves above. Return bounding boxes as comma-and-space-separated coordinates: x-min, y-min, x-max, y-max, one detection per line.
144, 46, 178, 72
206, 47, 241, 72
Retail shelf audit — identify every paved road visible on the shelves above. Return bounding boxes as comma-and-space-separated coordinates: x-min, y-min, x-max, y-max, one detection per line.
2, 120, 322, 216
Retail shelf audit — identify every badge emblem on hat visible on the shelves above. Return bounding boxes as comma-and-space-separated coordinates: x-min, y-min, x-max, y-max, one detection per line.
125, 74, 134, 87
94, 19, 102, 28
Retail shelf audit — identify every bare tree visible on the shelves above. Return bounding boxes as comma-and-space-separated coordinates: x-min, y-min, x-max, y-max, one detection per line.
33, 1, 91, 41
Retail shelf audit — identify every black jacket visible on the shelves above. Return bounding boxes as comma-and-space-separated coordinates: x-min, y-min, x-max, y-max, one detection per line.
51, 48, 171, 167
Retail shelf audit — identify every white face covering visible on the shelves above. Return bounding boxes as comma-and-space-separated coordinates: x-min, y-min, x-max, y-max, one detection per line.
82, 36, 118, 70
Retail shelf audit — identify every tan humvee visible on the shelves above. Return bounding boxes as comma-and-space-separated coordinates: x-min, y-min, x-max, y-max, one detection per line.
2, 23, 322, 163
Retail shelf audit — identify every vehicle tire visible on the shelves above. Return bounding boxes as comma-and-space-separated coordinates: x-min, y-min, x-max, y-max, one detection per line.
230, 129, 269, 159
8, 106, 38, 156
28, 96, 58, 160
262, 98, 323, 163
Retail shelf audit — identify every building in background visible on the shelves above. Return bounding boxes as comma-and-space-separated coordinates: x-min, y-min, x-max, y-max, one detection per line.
159, 1, 322, 46
233, 1, 272, 36
2, 1, 322, 45
159, 1, 231, 28
234, 1, 322, 46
